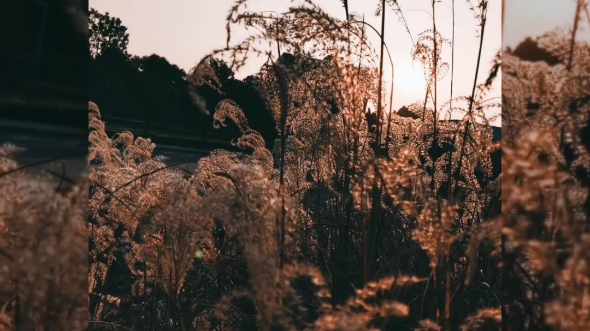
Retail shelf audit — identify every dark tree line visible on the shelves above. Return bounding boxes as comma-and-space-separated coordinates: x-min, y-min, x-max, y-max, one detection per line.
89, 8, 276, 148
506, 36, 561, 66
88, 7, 512, 151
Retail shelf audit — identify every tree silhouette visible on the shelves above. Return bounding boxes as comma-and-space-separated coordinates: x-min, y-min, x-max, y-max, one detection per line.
89, 46, 136, 117
508, 36, 561, 66
210, 59, 235, 85
87, 9, 276, 148
89, 8, 130, 57
396, 106, 420, 120
134, 54, 190, 130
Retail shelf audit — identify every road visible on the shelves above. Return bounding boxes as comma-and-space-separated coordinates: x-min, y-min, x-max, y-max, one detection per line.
148, 146, 209, 175
0, 132, 209, 182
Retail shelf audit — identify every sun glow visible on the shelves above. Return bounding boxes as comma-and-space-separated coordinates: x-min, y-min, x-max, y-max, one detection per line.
392, 60, 427, 109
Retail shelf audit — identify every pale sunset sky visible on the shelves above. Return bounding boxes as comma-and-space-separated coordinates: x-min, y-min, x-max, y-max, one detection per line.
504, 0, 590, 48
92, 0, 502, 125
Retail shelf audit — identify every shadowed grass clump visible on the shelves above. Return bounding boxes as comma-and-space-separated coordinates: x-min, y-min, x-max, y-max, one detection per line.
0, 143, 87, 330
502, 1, 590, 330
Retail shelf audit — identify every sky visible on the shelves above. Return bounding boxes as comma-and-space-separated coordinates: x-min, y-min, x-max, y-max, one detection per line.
504, 0, 590, 48
91, 0, 502, 124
